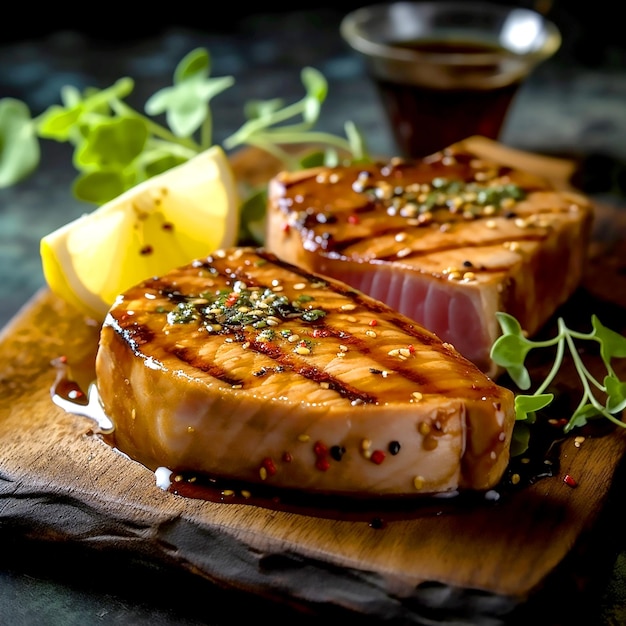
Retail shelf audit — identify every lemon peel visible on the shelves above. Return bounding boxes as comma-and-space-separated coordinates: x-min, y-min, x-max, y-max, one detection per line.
40, 145, 239, 321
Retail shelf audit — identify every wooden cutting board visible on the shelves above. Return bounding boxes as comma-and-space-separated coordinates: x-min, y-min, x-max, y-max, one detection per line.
1, 138, 626, 624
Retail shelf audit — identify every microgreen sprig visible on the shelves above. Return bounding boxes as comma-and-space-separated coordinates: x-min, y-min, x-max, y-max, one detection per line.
0, 47, 369, 211
491, 312, 626, 433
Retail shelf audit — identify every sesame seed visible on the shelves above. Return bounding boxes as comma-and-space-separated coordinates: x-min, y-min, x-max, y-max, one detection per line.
293, 282, 306, 290
395, 232, 407, 242
485, 219, 497, 229
340, 303, 356, 311
295, 346, 311, 355
411, 391, 423, 402
298, 434, 310, 442
259, 467, 268, 480
413, 476, 425, 490
366, 330, 377, 338
418, 422, 431, 436
288, 334, 300, 343
397, 247, 412, 258
345, 315, 357, 323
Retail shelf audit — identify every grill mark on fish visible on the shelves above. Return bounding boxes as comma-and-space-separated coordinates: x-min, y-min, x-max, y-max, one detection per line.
249, 340, 378, 404
171, 345, 244, 387
354, 234, 550, 265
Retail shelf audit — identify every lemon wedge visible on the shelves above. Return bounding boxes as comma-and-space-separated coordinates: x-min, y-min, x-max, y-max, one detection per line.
41, 145, 240, 321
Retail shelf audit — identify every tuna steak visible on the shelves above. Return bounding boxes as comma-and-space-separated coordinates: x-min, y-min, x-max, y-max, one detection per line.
265, 140, 594, 377
95, 246, 515, 497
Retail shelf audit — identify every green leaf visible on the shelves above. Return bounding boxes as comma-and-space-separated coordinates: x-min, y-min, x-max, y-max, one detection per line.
495, 311, 525, 336
301, 67, 328, 103
60, 85, 83, 108
565, 403, 603, 432
592, 315, 626, 363
174, 48, 211, 83
298, 150, 329, 168
75, 117, 149, 170
72, 169, 129, 204
142, 152, 188, 179
510, 422, 531, 457
146, 74, 234, 138
514, 393, 554, 422
244, 98, 283, 122
490, 334, 533, 389
605, 374, 626, 414
344, 120, 368, 161
0, 98, 40, 187
37, 105, 83, 141
42, 78, 135, 142
300, 68, 326, 125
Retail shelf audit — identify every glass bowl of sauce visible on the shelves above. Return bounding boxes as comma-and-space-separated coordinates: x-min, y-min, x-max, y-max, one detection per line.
340, 1, 562, 157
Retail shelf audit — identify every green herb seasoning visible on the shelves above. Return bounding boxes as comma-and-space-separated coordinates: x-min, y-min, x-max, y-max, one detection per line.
359, 176, 525, 223
164, 282, 327, 353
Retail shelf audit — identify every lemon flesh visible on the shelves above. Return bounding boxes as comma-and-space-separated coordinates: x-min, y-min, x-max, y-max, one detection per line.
41, 145, 240, 321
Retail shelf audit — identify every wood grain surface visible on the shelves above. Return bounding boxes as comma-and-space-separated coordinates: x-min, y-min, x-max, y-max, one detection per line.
1, 138, 626, 624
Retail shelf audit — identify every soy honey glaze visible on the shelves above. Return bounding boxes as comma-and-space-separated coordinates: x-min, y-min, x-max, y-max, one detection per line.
49, 353, 572, 525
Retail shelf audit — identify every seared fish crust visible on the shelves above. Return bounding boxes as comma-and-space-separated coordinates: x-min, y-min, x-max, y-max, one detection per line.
95, 247, 515, 497
266, 140, 594, 376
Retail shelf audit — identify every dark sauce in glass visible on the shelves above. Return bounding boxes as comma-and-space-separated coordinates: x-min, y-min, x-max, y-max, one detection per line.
372, 40, 522, 158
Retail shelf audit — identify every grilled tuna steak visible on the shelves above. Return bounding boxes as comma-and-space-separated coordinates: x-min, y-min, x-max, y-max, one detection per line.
265, 140, 594, 377
95, 246, 515, 497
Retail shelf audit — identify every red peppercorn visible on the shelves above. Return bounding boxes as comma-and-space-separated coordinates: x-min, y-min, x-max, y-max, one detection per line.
563, 474, 577, 487
348, 214, 360, 224
225, 293, 239, 307
369, 319, 378, 327
312, 328, 330, 338
315, 458, 330, 472
370, 450, 385, 465
262, 457, 277, 476
314, 440, 328, 457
